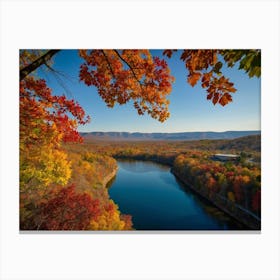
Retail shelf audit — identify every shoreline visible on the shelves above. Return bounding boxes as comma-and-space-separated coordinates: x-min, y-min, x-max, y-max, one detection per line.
112, 156, 261, 230
171, 168, 261, 230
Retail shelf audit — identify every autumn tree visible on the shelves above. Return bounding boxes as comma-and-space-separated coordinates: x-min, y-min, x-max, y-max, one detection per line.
163, 49, 260, 106
20, 49, 260, 117
173, 151, 261, 216
20, 77, 89, 192
21, 184, 133, 230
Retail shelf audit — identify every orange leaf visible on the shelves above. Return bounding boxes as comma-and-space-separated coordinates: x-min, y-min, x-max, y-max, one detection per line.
201, 72, 212, 83
212, 93, 220, 105
188, 72, 201, 87
227, 86, 237, 93
219, 93, 232, 106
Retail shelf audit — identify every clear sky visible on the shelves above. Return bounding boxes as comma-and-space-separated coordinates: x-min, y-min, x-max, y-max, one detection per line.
38, 50, 261, 133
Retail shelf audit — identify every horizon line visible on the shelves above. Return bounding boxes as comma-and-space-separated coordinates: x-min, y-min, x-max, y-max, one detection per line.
79, 129, 261, 134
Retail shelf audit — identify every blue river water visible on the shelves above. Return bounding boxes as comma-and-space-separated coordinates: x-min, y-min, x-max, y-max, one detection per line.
108, 160, 246, 230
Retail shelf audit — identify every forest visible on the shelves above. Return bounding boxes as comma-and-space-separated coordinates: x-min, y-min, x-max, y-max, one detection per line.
65, 134, 261, 229
20, 49, 261, 230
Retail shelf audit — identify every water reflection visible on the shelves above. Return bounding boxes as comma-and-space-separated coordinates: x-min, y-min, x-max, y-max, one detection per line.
118, 159, 170, 173
109, 160, 246, 230
174, 177, 244, 229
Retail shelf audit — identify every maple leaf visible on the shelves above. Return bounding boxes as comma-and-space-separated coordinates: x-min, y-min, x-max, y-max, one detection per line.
188, 72, 201, 87
212, 93, 220, 105
163, 50, 174, 58
201, 72, 213, 88
79, 49, 174, 122
219, 93, 233, 106
207, 92, 214, 100
227, 85, 237, 93
180, 50, 189, 61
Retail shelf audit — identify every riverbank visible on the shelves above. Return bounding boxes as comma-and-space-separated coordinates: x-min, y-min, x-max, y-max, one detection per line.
171, 168, 261, 230
102, 167, 118, 187
109, 160, 246, 230
112, 155, 260, 230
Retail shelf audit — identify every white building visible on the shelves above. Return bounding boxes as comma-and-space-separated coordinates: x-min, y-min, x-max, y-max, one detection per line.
213, 153, 240, 161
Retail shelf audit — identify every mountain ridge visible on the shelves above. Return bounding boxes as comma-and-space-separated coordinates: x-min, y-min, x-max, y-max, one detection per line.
81, 130, 261, 141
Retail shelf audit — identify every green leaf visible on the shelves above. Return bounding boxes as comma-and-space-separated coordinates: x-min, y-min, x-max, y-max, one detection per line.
213, 62, 223, 74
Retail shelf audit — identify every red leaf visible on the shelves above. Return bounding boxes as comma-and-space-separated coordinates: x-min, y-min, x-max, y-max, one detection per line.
212, 93, 220, 105
207, 92, 213, 100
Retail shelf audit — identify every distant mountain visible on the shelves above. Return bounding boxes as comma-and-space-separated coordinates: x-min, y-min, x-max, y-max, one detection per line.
81, 130, 261, 141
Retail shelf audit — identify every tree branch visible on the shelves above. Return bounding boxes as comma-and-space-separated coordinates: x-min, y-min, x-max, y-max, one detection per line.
101, 50, 116, 79
113, 50, 143, 89
20, 50, 60, 81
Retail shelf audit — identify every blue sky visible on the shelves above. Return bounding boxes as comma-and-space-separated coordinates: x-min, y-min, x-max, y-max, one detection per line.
38, 50, 261, 133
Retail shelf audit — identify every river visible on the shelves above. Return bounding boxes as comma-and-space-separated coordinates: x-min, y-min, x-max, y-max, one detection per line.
108, 160, 246, 230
